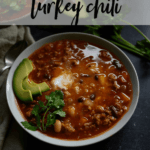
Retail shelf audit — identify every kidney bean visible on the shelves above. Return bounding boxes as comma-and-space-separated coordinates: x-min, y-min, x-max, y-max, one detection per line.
44, 74, 51, 80
79, 79, 83, 84
54, 120, 62, 133
90, 94, 96, 100
78, 97, 85, 102
95, 75, 99, 80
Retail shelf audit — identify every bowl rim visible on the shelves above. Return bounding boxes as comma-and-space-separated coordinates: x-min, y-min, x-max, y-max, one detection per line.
6, 32, 140, 147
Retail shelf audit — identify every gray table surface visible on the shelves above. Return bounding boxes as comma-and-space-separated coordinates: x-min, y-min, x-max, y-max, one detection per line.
3, 26, 150, 150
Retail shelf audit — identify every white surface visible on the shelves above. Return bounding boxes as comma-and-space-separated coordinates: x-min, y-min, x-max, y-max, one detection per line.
6, 32, 139, 147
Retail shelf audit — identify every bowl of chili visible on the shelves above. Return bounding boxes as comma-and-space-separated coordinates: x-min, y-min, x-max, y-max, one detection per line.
6, 32, 139, 147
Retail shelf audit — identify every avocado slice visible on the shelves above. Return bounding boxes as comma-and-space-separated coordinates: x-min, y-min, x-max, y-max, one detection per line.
24, 58, 33, 74
30, 81, 50, 93
22, 77, 42, 96
13, 59, 33, 102
13, 58, 50, 102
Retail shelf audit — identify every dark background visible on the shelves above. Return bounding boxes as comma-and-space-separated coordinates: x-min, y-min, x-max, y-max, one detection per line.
5, 26, 150, 150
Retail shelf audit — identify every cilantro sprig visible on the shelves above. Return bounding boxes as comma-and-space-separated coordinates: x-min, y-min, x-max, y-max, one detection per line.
21, 90, 66, 131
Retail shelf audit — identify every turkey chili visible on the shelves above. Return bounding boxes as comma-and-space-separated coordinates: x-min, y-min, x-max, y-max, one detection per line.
17, 39, 133, 140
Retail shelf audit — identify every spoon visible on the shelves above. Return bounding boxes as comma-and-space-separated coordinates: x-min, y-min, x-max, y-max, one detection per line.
0, 40, 28, 76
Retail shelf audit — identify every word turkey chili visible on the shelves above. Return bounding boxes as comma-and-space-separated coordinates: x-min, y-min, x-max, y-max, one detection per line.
17, 39, 133, 140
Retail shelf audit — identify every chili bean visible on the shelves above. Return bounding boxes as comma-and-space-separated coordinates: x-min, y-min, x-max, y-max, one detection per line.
90, 94, 96, 100
54, 120, 62, 133
79, 79, 83, 84
95, 75, 99, 80
68, 106, 75, 117
78, 97, 85, 102
44, 74, 51, 80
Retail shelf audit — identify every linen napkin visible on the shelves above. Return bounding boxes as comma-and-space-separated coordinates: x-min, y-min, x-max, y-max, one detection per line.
0, 25, 35, 150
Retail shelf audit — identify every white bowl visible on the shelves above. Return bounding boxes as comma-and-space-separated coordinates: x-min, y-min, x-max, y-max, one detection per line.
6, 32, 139, 147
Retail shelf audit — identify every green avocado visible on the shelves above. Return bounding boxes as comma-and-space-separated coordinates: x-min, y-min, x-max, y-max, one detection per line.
30, 81, 50, 93
13, 59, 33, 102
24, 58, 33, 74
22, 77, 42, 96
13, 58, 50, 102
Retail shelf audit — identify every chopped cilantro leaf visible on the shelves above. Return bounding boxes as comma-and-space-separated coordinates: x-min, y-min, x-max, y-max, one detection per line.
53, 109, 66, 117
45, 90, 64, 108
38, 101, 47, 112
36, 115, 41, 128
21, 121, 37, 131
46, 114, 56, 127
31, 105, 40, 116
